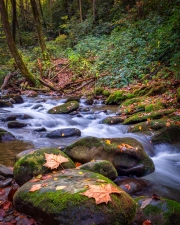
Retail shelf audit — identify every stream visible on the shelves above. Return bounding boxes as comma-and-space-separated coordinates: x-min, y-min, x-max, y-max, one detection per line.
0, 95, 180, 202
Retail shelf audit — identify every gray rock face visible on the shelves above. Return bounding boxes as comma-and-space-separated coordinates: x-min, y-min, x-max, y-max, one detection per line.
64, 136, 155, 177
46, 128, 81, 138
0, 164, 13, 176
13, 169, 137, 225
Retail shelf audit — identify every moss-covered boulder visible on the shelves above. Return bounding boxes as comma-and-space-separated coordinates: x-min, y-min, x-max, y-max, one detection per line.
133, 84, 166, 97
102, 116, 124, 125
134, 196, 180, 225
64, 136, 155, 177
77, 160, 118, 180
0, 128, 15, 141
13, 169, 137, 225
48, 101, 79, 114
123, 109, 175, 125
13, 148, 75, 186
65, 96, 81, 103
1, 94, 24, 104
105, 91, 127, 105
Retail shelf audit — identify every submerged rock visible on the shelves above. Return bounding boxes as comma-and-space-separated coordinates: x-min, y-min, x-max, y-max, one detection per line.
7, 121, 28, 128
48, 101, 79, 114
64, 136, 155, 177
13, 147, 75, 186
47, 128, 81, 138
13, 169, 136, 225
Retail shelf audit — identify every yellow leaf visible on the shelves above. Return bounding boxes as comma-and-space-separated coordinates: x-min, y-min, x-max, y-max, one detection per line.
36, 174, 42, 179
79, 172, 83, 175
62, 133, 64, 136
54, 178, 58, 180
166, 122, 170, 127
147, 118, 151, 122
105, 140, 111, 145
56, 186, 66, 190
139, 126, 142, 130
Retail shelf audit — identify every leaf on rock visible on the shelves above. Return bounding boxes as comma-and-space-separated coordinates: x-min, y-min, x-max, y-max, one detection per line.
125, 184, 131, 190
140, 198, 152, 209
75, 162, 82, 167
29, 184, 42, 192
105, 140, 111, 145
80, 183, 122, 204
43, 153, 69, 170
55, 186, 66, 190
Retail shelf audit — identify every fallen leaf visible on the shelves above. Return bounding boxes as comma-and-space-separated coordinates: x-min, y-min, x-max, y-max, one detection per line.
41, 174, 53, 180
56, 186, 66, 190
43, 153, 69, 170
139, 126, 142, 130
29, 184, 42, 192
125, 184, 131, 190
62, 133, 65, 136
36, 174, 42, 179
3, 201, 12, 210
41, 183, 48, 187
79, 172, 83, 175
80, 183, 122, 204
105, 140, 111, 145
166, 122, 170, 127
140, 198, 152, 209
54, 178, 58, 180
143, 220, 152, 225
75, 162, 82, 167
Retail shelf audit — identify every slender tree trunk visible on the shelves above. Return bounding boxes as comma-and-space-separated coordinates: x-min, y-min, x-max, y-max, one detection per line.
11, 0, 16, 42
38, 0, 47, 30
0, 0, 36, 86
79, 0, 82, 22
30, 0, 50, 60
92, 0, 96, 21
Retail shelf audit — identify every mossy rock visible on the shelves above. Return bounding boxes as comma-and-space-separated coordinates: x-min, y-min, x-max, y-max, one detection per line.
13, 148, 75, 186
64, 136, 155, 177
48, 101, 79, 114
0, 128, 16, 142
65, 96, 81, 103
105, 91, 127, 105
134, 196, 180, 225
7, 121, 28, 128
123, 109, 175, 125
0, 100, 13, 108
78, 160, 118, 180
151, 125, 180, 144
1, 94, 23, 104
13, 169, 137, 225
133, 84, 166, 97
177, 87, 180, 103
145, 103, 164, 113
102, 116, 124, 125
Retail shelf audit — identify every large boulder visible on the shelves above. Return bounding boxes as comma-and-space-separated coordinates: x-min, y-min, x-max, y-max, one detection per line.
47, 128, 81, 138
134, 196, 180, 225
0, 128, 15, 141
13, 148, 75, 186
64, 136, 155, 177
13, 169, 136, 225
1, 94, 24, 104
48, 101, 79, 114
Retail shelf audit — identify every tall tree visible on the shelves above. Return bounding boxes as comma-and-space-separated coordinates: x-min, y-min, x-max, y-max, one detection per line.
30, 0, 49, 60
0, 0, 36, 86
79, 0, 83, 22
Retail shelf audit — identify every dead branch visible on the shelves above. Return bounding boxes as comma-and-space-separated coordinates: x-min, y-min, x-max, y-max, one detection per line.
38, 78, 61, 92
67, 79, 95, 94
0, 70, 19, 91
50, 62, 71, 81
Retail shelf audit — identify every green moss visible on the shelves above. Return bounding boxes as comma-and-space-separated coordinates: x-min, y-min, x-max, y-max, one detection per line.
121, 97, 143, 107
145, 103, 164, 112
105, 91, 127, 105
48, 101, 79, 114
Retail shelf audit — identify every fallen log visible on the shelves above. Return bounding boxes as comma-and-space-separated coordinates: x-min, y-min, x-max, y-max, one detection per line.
0, 70, 19, 91
38, 78, 61, 92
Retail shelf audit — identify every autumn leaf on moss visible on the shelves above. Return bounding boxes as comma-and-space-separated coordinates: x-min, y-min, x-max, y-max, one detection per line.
75, 162, 82, 167
43, 153, 69, 170
80, 183, 122, 204
29, 184, 42, 192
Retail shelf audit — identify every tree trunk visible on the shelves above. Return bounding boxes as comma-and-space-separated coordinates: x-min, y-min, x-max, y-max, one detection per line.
79, 0, 83, 23
30, 0, 50, 60
0, 0, 36, 86
11, 0, 16, 42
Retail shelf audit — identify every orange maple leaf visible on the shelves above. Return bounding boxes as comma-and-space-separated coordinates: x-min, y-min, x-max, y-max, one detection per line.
43, 153, 69, 170
80, 183, 122, 204
75, 162, 82, 167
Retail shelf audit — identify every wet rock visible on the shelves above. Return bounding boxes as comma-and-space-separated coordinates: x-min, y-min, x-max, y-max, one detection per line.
134, 196, 180, 225
114, 177, 147, 194
46, 128, 81, 138
0, 100, 13, 108
84, 98, 94, 105
34, 127, 46, 132
65, 96, 81, 102
13, 169, 136, 225
77, 160, 118, 180
0, 164, 13, 176
7, 121, 28, 128
0, 178, 13, 188
15, 149, 37, 160
79, 107, 90, 112
1, 113, 33, 122
0, 128, 16, 141
64, 136, 155, 177
13, 147, 75, 185
48, 101, 79, 114
102, 116, 124, 125
31, 104, 43, 109
1, 94, 23, 104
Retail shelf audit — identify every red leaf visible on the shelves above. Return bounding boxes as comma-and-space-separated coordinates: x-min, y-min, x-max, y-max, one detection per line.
0, 189, 5, 196
3, 201, 12, 210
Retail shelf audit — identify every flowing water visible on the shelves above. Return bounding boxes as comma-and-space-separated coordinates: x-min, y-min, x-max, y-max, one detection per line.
0, 95, 180, 201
